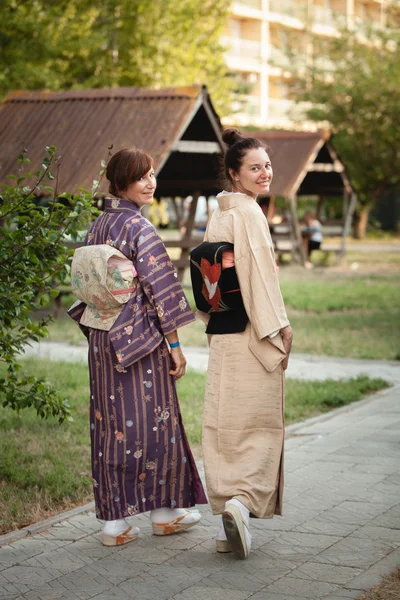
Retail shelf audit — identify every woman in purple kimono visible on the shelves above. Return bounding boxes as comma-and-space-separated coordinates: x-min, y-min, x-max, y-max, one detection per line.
69, 148, 207, 546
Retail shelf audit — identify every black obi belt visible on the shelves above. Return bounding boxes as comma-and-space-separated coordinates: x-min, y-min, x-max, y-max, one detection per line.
190, 241, 248, 334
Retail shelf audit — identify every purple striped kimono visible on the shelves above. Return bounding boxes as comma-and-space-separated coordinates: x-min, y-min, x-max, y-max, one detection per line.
68, 197, 207, 520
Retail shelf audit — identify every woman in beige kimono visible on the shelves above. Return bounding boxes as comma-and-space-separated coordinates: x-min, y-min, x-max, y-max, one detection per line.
198, 129, 293, 559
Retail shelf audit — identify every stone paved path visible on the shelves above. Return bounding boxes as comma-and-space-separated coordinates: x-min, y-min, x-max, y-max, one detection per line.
21, 341, 400, 385
1, 385, 399, 600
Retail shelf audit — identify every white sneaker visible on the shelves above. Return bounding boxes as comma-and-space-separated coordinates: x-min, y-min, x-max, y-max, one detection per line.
222, 503, 251, 559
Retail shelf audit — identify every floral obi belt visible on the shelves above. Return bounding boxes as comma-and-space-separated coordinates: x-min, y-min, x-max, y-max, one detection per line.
70, 244, 137, 331
190, 241, 248, 334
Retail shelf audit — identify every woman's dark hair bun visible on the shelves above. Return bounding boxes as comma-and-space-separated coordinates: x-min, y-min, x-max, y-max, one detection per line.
222, 128, 244, 148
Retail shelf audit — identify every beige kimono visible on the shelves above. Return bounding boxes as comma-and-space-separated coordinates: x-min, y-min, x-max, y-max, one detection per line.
201, 191, 290, 518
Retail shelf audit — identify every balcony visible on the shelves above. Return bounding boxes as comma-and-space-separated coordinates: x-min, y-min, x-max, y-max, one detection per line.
313, 6, 347, 30
313, 55, 336, 72
230, 95, 261, 125
268, 0, 308, 23
234, 0, 262, 9
354, 16, 384, 33
231, 0, 262, 18
268, 98, 294, 120
267, 99, 309, 124
221, 36, 262, 70
268, 46, 308, 72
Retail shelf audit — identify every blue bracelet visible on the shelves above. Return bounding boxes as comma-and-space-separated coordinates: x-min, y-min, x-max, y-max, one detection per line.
169, 341, 180, 349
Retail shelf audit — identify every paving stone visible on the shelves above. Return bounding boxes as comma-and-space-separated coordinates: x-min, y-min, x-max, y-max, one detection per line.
260, 508, 321, 532
248, 594, 309, 600
0, 583, 27, 600
291, 561, 363, 584
87, 556, 152, 584
322, 593, 361, 600
318, 501, 385, 527
258, 531, 340, 564
116, 537, 182, 563
13, 579, 88, 600
2, 564, 63, 587
63, 537, 118, 562
197, 570, 265, 593
44, 521, 90, 541
318, 452, 396, 466
352, 524, 400, 545
347, 488, 400, 507
165, 548, 231, 576
54, 565, 114, 598
370, 503, 400, 529
119, 573, 195, 600
219, 552, 298, 585
0, 385, 399, 600
20, 546, 90, 574
170, 587, 253, 600
0, 539, 66, 569
65, 514, 102, 536
349, 463, 399, 475
293, 518, 361, 538
285, 495, 338, 513
341, 547, 400, 591
266, 575, 339, 598
313, 536, 395, 569
383, 473, 400, 486
89, 590, 131, 600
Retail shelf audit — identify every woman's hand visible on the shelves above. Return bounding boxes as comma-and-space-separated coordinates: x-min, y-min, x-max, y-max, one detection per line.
281, 325, 293, 370
169, 346, 187, 380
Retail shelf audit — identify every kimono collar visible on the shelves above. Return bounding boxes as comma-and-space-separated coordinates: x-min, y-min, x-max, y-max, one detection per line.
216, 190, 257, 211
104, 197, 141, 213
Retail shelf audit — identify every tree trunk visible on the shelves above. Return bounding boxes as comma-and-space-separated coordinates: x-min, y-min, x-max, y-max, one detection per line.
353, 206, 371, 239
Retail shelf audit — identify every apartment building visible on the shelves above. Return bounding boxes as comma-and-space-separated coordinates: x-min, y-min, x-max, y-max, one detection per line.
222, 0, 390, 128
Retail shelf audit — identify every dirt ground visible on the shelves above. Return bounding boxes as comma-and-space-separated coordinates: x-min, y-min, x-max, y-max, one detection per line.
357, 568, 400, 600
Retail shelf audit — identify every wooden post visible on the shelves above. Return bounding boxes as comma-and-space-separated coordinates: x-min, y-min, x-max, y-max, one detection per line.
171, 197, 183, 228
177, 191, 200, 281
267, 195, 276, 223
289, 194, 307, 264
339, 192, 357, 263
316, 195, 324, 220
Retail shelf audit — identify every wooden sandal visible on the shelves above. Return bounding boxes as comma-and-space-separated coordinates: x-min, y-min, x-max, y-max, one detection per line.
216, 539, 232, 553
102, 525, 139, 546
152, 510, 200, 536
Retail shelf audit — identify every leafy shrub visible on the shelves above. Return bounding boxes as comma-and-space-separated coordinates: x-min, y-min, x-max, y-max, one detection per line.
0, 146, 100, 422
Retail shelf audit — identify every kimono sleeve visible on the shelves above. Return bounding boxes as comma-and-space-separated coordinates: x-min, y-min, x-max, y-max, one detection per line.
131, 219, 195, 336
234, 211, 290, 340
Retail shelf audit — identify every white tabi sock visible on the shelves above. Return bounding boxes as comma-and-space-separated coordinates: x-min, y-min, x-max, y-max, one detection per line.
216, 520, 228, 541
150, 507, 200, 525
226, 498, 250, 522
103, 518, 133, 536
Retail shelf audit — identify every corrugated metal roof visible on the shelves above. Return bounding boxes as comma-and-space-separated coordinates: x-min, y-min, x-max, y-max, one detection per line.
248, 130, 331, 197
0, 85, 216, 195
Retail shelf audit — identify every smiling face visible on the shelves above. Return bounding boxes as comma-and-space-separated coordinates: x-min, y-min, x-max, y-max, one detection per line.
229, 147, 273, 199
120, 167, 157, 208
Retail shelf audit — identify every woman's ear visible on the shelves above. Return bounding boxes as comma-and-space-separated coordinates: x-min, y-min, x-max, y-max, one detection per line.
229, 168, 239, 182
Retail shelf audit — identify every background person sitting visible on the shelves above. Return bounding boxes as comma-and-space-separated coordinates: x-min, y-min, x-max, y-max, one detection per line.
302, 211, 323, 269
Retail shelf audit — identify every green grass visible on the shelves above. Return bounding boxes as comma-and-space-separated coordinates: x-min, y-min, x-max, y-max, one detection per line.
277, 271, 400, 360
0, 359, 389, 534
46, 271, 400, 360
280, 273, 399, 313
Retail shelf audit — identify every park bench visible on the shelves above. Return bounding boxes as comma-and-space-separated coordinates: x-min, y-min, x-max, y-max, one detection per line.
272, 222, 344, 264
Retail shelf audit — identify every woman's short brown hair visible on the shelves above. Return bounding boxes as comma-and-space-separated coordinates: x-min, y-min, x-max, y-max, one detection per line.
106, 148, 153, 196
